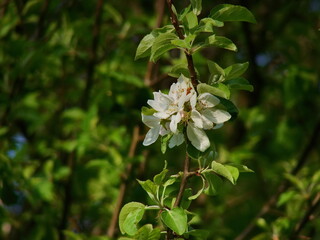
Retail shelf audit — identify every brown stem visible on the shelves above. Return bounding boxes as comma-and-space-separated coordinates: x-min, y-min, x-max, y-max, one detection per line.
174, 154, 190, 207
107, 126, 140, 238
235, 120, 320, 240
289, 193, 320, 240
166, 0, 198, 89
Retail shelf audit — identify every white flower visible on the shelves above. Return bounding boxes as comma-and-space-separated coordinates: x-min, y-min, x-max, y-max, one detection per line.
142, 114, 169, 146
187, 93, 231, 152
141, 74, 232, 152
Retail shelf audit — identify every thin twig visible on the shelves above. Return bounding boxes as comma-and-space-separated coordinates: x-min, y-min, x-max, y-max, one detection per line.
174, 154, 191, 207
107, 126, 140, 238
289, 193, 320, 240
166, 0, 198, 89
235, 121, 320, 240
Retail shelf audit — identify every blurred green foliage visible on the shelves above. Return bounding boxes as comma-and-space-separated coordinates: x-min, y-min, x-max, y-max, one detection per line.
0, 0, 319, 240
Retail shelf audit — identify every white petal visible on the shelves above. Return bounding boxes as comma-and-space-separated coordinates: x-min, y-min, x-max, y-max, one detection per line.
169, 113, 182, 133
187, 123, 210, 152
142, 114, 160, 128
159, 125, 170, 136
143, 126, 160, 146
154, 111, 171, 119
168, 133, 185, 148
147, 100, 164, 112
202, 109, 231, 124
198, 93, 220, 108
201, 113, 214, 130
190, 93, 197, 109
191, 110, 203, 129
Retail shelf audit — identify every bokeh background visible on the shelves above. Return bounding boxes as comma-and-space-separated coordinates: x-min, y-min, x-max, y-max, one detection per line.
0, 0, 320, 239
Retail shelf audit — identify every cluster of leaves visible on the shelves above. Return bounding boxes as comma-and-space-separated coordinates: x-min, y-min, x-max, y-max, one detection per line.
119, 159, 253, 239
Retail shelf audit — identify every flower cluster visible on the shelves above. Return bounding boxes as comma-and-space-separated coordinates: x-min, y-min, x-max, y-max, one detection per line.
142, 75, 231, 152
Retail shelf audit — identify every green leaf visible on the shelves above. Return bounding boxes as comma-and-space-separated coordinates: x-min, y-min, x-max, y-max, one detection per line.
153, 165, 168, 185
188, 176, 205, 200
226, 163, 254, 173
207, 60, 225, 76
119, 202, 145, 235
203, 172, 222, 196
180, 188, 193, 209
197, 83, 230, 99
135, 34, 155, 60
161, 207, 188, 235
195, 18, 223, 33
225, 165, 240, 183
134, 224, 161, 240
210, 4, 257, 23
190, 0, 202, 15
168, 64, 190, 78
163, 175, 178, 187
210, 161, 235, 184
161, 134, 173, 154
218, 98, 239, 120
137, 179, 159, 203
205, 35, 237, 51
224, 62, 249, 80
141, 106, 156, 116
224, 78, 254, 92
150, 33, 177, 62
185, 11, 198, 30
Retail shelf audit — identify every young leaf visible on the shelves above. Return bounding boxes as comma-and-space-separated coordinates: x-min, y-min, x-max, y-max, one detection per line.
197, 83, 230, 99
185, 11, 198, 30
203, 172, 222, 196
150, 33, 177, 62
135, 34, 155, 60
226, 163, 254, 173
141, 106, 156, 116
161, 134, 173, 154
137, 180, 159, 203
119, 202, 145, 235
210, 161, 235, 184
225, 165, 240, 183
168, 64, 190, 78
224, 62, 249, 80
208, 60, 225, 76
134, 224, 161, 240
210, 4, 257, 23
153, 167, 168, 185
224, 78, 254, 92
205, 35, 237, 51
161, 207, 188, 235
188, 176, 205, 200
190, 0, 202, 15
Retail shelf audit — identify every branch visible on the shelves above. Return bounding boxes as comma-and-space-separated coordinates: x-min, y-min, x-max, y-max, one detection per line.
289, 193, 320, 240
166, 0, 198, 89
107, 126, 140, 238
235, 120, 320, 240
